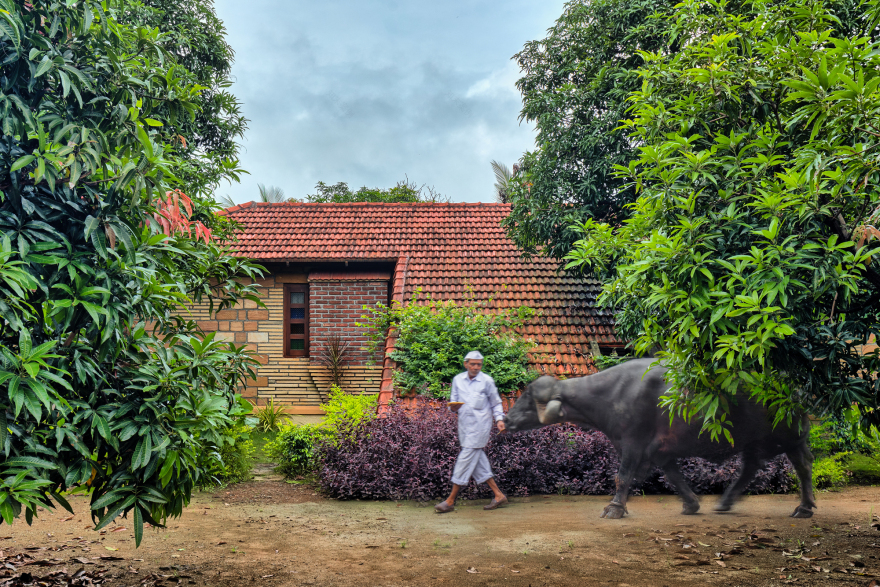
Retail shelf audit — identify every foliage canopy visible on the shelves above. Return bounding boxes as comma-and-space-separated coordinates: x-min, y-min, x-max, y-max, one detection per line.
304, 179, 448, 204
0, 0, 261, 544
502, 0, 674, 260
565, 0, 880, 439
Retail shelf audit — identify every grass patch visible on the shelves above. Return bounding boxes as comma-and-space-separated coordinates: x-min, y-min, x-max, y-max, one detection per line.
251, 430, 279, 464
847, 454, 880, 485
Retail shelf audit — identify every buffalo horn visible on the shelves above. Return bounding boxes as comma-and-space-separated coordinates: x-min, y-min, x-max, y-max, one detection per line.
540, 399, 563, 424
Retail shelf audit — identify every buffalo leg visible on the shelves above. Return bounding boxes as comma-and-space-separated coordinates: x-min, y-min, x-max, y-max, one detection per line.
786, 445, 816, 518
662, 463, 700, 515
715, 455, 761, 512
601, 455, 645, 519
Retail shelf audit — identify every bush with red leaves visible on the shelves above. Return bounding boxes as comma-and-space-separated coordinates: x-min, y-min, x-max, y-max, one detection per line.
315, 398, 794, 501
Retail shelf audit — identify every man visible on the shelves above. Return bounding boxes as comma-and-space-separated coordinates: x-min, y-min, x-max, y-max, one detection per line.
435, 351, 508, 513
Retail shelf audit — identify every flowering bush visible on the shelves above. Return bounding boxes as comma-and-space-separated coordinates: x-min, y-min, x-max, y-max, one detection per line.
316, 398, 794, 500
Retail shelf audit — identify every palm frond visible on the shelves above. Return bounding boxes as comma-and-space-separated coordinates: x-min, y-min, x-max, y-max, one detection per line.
257, 183, 287, 203
491, 160, 513, 203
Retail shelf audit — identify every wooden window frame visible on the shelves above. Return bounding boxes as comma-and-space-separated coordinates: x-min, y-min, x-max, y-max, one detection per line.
284, 284, 309, 357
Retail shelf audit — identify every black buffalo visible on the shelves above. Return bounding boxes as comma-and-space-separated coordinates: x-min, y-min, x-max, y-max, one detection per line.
503, 359, 816, 519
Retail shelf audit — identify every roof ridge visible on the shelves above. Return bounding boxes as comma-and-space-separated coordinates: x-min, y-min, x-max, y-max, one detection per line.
228, 201, 510, 207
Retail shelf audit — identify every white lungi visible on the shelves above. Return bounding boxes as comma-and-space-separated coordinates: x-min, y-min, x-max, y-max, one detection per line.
451, 448, 494, 485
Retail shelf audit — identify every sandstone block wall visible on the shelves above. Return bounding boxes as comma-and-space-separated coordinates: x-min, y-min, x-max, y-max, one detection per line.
187, 272, 387, 411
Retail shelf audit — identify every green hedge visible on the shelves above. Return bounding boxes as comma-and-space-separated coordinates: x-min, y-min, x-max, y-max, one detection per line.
361, 291, 537, 398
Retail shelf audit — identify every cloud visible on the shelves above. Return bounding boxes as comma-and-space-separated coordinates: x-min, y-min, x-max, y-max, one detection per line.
214, 0, 564, 203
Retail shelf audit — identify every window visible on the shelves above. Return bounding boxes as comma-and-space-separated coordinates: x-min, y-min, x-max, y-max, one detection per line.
284, 284, 309, 357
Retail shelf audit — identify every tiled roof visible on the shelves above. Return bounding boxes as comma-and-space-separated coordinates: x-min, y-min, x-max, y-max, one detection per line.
221, 202, 622, 387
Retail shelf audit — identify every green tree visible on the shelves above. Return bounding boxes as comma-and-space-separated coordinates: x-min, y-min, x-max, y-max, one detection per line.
306, 178, 448, 203
0, 0, 262, 543
120, 0, 248, 199
502, 0, 675, 261
565, 0, 880, 439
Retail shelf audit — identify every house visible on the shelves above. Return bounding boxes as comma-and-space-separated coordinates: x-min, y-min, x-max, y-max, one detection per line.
189, 202, 623, 414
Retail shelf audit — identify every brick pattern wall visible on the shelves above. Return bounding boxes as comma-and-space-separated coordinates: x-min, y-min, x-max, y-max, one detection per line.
309, 280, 387, 365
186, 273, 385, 409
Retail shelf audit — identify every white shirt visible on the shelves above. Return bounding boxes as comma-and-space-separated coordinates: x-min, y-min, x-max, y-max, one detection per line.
450, 371, 503, 449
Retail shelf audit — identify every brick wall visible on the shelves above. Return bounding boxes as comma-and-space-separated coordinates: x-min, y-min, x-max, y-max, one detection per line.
309, 280, 387, 365
187, 272, 386, 411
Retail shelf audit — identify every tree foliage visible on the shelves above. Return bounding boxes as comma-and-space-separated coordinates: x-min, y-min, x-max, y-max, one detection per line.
361, 292, 536, 398
502, 0, 674, 260
0, 0, 262, 544
120, 0, 248, 198
304, 178, 448, 204
565, 0, 880, 439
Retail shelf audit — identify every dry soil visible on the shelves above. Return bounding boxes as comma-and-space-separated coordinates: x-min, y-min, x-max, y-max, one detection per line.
6, 482, 880, 587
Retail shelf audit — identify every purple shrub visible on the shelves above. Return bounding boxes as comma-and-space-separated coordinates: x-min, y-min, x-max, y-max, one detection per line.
316, 398, 794, 501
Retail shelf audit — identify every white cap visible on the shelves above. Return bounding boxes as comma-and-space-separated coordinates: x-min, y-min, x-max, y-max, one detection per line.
464, 350, 484, 361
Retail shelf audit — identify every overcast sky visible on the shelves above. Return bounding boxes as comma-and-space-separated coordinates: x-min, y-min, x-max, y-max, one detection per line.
213, 0, 565, 204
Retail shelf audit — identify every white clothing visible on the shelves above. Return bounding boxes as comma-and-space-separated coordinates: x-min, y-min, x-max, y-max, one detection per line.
451, 448, 494, 485
450, 371, 503, 449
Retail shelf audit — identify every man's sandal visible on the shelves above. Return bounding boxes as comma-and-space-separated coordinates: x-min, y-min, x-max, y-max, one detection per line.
434, 501, 455, 513
483, 497, 508, 510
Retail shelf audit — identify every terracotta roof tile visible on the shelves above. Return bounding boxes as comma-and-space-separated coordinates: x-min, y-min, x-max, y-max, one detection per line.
222, 202, 624, 389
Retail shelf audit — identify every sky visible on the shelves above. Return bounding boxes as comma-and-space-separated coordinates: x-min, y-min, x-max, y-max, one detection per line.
213, 0, 565, 205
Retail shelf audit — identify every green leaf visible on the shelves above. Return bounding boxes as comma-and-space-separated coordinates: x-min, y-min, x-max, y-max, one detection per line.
83, 215, 100, 240
10, 155, 35, 172
4, 456, 58, 470
34, 57, 54, 78
0, 498, 13, 525
134, 504, 143, 547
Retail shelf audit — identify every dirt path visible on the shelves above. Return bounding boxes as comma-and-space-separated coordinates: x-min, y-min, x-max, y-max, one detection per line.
6, 484, 880, 586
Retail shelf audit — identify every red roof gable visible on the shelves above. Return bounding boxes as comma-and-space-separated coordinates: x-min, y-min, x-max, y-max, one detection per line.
221, 201, 621, 380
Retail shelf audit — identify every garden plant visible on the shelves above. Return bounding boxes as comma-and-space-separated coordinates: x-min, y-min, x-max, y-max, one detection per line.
563, 0, 880, 440
361, 292, 536, 398
0, 0, 261, 545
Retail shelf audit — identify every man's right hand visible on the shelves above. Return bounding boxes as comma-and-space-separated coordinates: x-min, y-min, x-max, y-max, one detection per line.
450, 404, 461, 413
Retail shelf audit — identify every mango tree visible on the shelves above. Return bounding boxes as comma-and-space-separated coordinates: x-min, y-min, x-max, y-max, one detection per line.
0, 0, 261, 544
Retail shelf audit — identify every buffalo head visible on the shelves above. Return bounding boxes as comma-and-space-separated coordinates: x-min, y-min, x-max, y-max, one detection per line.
504, 375, 563, 432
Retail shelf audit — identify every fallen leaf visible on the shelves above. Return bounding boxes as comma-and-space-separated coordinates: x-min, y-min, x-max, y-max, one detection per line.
511, 570, 520, 574
104, 547, 118, 552
217, 541, 227, 545
110, 527, 126, 533
715, 561, 726, 568
261, 575, 274, 578
466, 567, 479, 574
61, 516, 75, 522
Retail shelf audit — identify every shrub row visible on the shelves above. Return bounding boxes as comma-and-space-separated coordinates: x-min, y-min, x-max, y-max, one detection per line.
315, 398, 794, 501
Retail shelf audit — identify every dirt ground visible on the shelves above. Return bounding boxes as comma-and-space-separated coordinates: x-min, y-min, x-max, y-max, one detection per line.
6, 482, 880, 587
